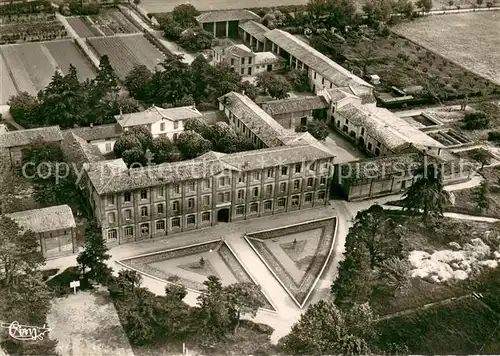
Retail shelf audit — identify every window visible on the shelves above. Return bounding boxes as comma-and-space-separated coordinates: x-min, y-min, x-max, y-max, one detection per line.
124, 226, 133, 237
281, 166, 288, 176
238, 175, 245, 183
187, 198, 194, 209
236, 205, 245, 215
224, 192, 230, 201
204, 179, 211, 189
248, 57, 252, 64
172, 217, 180, 228
187, 215, 195, 225
345, 119, 349, 125
107, 229, 117, 240
237, 189, 245, 199
141, 206, 148, 217
157, 186, 164, 197
305, 193, 313, 203
173, 184, 180, 194
320, 176, 327, 185
264, 200, 272, 211
252, 187, 259, 197
253, 171, 260, 180
231, 58, 234, 65
187, 182, 195, 192
309, 163, 315, 171
124, 192, 131, 202
107, 195, 115, 205
218, 177, 226, 186
156, 220, 165, 231
241, 58, 245, 65
250, 203, 258, 213
160, 122, 165, 131
361, 128, 365, 136
202, 212, 210, 222
322, 77, 325, 85
173, 133, 178, 141
278, 197, 286, 207
295, 164, 302, 173
124, 209, 132, 221
247, 67, 252, 75
293, 179, 300, 190
173, 121, 179, 130
241, 68, 244, 74
157, 203, 164, 214
307, 177, 314, 187
291, 195, 300, 207
218, 193, 224, 203
265, 184, 273, 197
140, 223, 149, 234
267, 168, 274, 178
140, 190, 148, 199
377, 141, 381, 148
105, 142, 112, 152
318, 191, 326, 200
172, 201, 179, 211
367, 143, 373, 150
314, 72, 317, 79
108, 212, 116, 223
203, 195, 210, 206
375, 148, 380, 156
280, 182, 286, 193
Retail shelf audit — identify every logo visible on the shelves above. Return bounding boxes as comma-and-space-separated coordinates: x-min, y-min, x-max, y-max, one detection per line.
1, 321, 51, 341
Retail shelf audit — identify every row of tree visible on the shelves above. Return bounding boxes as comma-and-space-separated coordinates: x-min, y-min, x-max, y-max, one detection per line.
9, 56, 139, 129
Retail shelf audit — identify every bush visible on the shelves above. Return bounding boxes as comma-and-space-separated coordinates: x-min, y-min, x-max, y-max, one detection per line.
463, 111, 489, 130
488, 131, 500, 143
46, 266, 93, 296
179, 28, 213, 51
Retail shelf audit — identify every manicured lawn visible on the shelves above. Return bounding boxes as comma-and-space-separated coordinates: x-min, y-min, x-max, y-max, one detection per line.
392, 12, 500, 86
246, 217, 336, 306
376, 297, 500, 354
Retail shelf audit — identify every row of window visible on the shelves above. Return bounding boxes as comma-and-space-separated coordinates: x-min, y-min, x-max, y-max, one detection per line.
159, 121, 179, 132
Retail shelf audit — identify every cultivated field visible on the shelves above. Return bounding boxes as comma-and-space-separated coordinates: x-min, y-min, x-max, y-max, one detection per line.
67, 9, 139, 38
87, 34, 164, 79
0, 39, 95, 103
0, 54, 17, 103
67, 16, 101, 38
393, 12, 500, 86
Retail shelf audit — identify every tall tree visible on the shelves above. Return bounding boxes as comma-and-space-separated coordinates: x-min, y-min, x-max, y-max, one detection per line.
224, 282, 263, 333
90, 55, 119, 104
125, 65, 153, 101
402, 165, 450, 222
415, 0, 433, 12
150, 56, 195, 105
378, 257, 412, 297
76, 220, 112, 284
176, 130, 212, 159
8, 91, 40, 128
171, 3, 200, 27
257, 73, 291, 99
473, 180, 491, 213
279, 300, 373, 355
151, 135, 175, 164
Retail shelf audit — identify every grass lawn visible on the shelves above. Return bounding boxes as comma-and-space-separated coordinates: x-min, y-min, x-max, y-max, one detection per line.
392, 12, 500, 86
246, 217, 336, 306
375, 297, 500, 354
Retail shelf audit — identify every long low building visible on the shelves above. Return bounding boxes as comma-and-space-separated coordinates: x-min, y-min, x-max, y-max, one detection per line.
7, 205, 77, 259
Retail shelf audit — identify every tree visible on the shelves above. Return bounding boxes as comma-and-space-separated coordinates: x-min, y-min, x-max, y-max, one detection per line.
184, 117, 213, 138
77, 220, 112, 284
473, 180, 491, 213
298, 119, 329, 141
463, 111, 490, 130
179, 28, 214, 51
415, 0, 433, 12
286, 69, 310, 92
394, 0, 415, 18
257, 72, 292, 99
476, 0, 483, 7
307, 0, 358, 28
163, 18, 184, 41
8, 91, 39, 127
279, 300, 373, 355
0, 168, 29, 214
402, 165, 450, 222
149, 56, 195, 105
89, 55, 119, 104
362, 0, 394, 24
114, 134, 142, 158
378, 257, 412, 297
472, 149, 491, 169
171, 4, 200, 27
116, 270, 142, 296
114, 126, 153, 165
224, 283, 263, 333
151, 135, 175, 164
125, 65, 152, 101
238, 80, 258, 100
176, 130, 212, 159
133, 0, 140, 7
123, 147, 148, 167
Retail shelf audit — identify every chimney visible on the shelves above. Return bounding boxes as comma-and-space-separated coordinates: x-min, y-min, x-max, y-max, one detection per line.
242, 90, 246, 96
244, 161, 249, 169
438, 148, 442, 155
192, 102, 196, 110
90, 123, 93, 128
119, 107, 123, 120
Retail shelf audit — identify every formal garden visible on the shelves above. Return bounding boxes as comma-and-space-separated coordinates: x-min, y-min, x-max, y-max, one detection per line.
245, 217, 336, 307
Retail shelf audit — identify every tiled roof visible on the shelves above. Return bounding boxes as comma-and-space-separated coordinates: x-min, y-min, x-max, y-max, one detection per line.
215, 43, 253, 57
117, 106, 202, 128
341, 153, 424, 180
85, 143, 334, 195
322, 87, 357, 102
254, 52, 283, 65
61, 131, 104, 173
219, 92, 294, 147
0, 126, 62, 148
337, 103, 445, 151
261, 96, 329, 116
68, 124, 121, 141
196, 9, 260, 23
264, 30, 373, 92
7, 205, 76, 233
238, 20, 270, 42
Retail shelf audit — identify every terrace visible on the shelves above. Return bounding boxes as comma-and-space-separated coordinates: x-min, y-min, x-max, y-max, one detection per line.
427, 129, 474, 148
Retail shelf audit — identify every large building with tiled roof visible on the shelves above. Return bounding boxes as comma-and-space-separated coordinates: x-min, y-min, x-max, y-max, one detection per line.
261, 96, 329, 129
239, 20, 270, 51
196, 9, 260, 38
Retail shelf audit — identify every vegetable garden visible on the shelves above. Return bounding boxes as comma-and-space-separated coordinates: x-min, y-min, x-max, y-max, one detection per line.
0, 21, 67, 44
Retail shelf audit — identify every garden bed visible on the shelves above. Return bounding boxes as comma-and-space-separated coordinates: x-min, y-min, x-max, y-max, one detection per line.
119, 240, 275, 311
0, 21, 67, 43
246, 217, 336, 307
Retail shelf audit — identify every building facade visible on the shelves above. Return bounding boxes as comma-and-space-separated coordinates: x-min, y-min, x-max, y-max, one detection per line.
196, 9, 260, 38
261, 96, 329, 129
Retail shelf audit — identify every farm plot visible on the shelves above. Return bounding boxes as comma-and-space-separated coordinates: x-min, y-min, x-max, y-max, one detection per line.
87, 34, 164, 79
91, 8, 139, 35
393, 12, 500, 86
0, 39, 95, 101
67, 16, 101, 38
0, 54, 17, 103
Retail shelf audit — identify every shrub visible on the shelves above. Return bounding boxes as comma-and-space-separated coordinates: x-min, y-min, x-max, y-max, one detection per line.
488, 131, 500, 143
463, 111, 490, 130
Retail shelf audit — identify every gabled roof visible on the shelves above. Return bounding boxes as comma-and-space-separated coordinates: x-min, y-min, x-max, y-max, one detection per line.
322, 87, 358, 102
264, 30, 373, 92
7, 205, 76, 233
117, 106, 202, 128
196, 9, 260, 23
61, 131, 104, 173
68, 124, 121, 141
254, 52, 283, 65
336, 103, 445, 151
215, 43, 253, 57
0, 126, 62, 148
341, 153, 424, 180
219, 92, 294, 147
238, 20, 270, 42
261, 96, 329, 116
